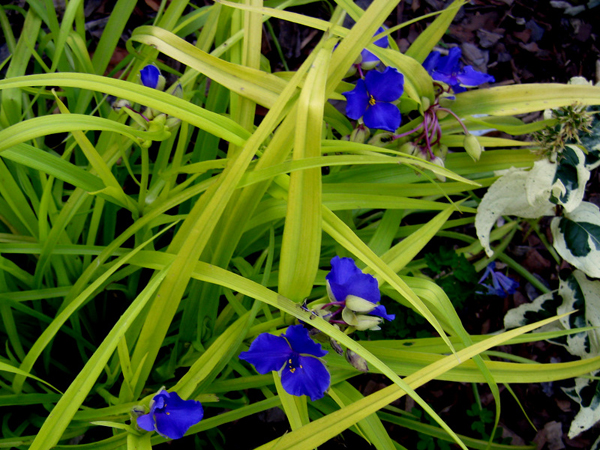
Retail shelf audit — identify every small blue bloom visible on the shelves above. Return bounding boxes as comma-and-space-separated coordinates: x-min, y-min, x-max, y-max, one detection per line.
478, 262, 519, 297
325, 256, 395, 330
140, 64, 164, 90
360, 27, 389, 69
239, 325, 330, 401
137, 389, 204, 440
343, 67, 404, 132
423, 47, 494, 93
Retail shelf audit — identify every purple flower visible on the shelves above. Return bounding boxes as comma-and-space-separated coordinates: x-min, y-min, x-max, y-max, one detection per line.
423, 47, 494, 93
478, 262, 519, 297
140, 64, 165, 90
137, 390, 204, 439
239, 325, 330, 401
343, 67, 404, 132
360, 27, 389, 70
324, 256, 395, 330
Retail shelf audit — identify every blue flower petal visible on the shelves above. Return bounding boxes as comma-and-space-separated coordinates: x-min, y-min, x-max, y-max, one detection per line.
360, 27, 389, 66
363, 101, 401, 132
495, 272, 519, 295
239, 333, 291, 373
423, 51, 441, 74
140, 64, 160, 89
457, 65, 495, 87
477, 263, 495, 284
365, 67, 404, 102
360, 49, 379, 64
137, 412, 155, 432
281, 355, 330, 401
370, 304, 396, 321
326, 256, 380, 304
343, 79, 369, 120
431, 71, 458, 88
437, 47, 462, 75
284, 325, 327, 357
153, 392, 203, 440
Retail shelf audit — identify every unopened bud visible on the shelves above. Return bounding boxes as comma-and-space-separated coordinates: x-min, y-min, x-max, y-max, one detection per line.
330, 337, 344, 355
344, 65, 358, 78
367, 132, 394, 146
345, 295, 377, 313
112, 99, 131, 112
167, 82, 183, 99
166, 116, 181, 130
360, 59, 379, 71
345, 349, 369, 372
342, 308, 382, 330
350, 124, 370, 143
399, 142, 418, 155
463, 134, 482, 161
430, 156, 446, 182
433, 144, 448, 159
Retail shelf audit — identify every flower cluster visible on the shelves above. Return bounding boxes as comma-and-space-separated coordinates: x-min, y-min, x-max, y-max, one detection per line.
136, 389, 204, 440
239, 325, 330, 401
321, 256, 395, 331
478, 262, 519, 297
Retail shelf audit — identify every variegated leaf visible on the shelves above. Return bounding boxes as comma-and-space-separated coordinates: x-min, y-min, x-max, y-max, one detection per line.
476, 164, 555, 256
551, 201, 600, 278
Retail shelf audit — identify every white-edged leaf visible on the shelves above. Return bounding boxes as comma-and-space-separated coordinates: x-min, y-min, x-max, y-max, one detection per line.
562, 370, 600, 438
551, 201, 600, 278
557, 270, 600, 358
476, 166, 555, 256
550, 145, 589, 212
504, 291, 562, 332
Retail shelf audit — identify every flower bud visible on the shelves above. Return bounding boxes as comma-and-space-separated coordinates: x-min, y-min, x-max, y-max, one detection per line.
433, 144, 448, 159
430, 156, 446, 182
367, 132, 394, 147
360, 59, 379, 71
463, 134, 482, 161
345, 295, 377, 313
399, 141, 418, 155
350, 124, 370, 143
342, 308, 382, 330
344, 65, 358, 78
345, 349, 368, 372
112, 99, 131, 112
330, 337, 344, 355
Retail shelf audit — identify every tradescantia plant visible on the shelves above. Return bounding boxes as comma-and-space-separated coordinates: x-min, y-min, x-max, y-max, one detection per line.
1, 0, 600, 449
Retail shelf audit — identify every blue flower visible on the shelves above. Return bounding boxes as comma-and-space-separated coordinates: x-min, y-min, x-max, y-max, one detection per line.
137, 389, 204, 440
239, 325, 330, 401
359, 27, 389, 70
478, 262, 519, 297
343, 67, 404, 132
140, 64, 165, 90
423, 47, 494, 93
324, 256, 395, 330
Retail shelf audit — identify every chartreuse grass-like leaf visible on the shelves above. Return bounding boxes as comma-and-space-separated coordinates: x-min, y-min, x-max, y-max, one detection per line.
27, 226, 175, 450
451, 83, 600, 117
0, 73, 250, 146
125, 21, 329, 403
278, 44, 332, 301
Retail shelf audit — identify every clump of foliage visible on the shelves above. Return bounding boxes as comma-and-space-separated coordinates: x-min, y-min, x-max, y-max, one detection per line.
0, 0, 600, 449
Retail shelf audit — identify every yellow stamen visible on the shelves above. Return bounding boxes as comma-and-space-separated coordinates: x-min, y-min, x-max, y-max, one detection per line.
369, 95, 376, 106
